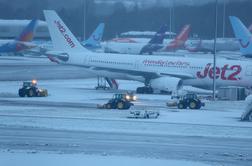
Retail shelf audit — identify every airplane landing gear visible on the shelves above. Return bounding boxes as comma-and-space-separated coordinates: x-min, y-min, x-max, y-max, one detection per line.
136, 86, 153, 94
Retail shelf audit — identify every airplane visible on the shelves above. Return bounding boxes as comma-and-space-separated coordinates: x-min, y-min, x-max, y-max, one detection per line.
0, 19, 38, 56
104, 24, 191, 55
44, 10, 252, 94
139, 24, 168, 54
34, 22, 105, 54
185, 38, 239, 53
161, 24, 191, 52
104, 24, 167, 55
229, 16, 252, 58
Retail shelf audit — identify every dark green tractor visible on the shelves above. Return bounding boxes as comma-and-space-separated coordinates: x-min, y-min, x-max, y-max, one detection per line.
177, 93, 205, 109
98, 93, 134, 110
18, 80, 48, 97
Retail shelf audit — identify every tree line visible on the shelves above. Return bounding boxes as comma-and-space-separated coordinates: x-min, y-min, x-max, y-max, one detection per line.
0, 0, 251, 40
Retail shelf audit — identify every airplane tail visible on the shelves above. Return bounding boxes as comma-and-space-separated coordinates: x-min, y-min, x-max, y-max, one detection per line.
175, 24, 191, 42
82, 23, 105, 48
148, 24, 168, 44
229, 16, 252, 57
139, 24, 167, 54
165, 24, 191, 51
44, 10, 88, 52
16, 19, 38, 42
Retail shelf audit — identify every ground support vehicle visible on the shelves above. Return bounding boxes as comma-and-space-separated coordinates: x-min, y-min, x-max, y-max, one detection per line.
97, 93, 134, 110
18, 80, 48, 97
167, 93, 205, 109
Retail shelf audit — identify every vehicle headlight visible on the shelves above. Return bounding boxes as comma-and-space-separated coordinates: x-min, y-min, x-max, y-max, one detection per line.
126, 95, 130, 100
32, 79, 37, 85
133, 96, 137, 101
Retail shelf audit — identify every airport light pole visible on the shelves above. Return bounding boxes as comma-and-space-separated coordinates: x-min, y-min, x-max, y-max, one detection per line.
83, 0, 87, 41
169, 4, 172, 38
222, 0, 226, 38
213, 0, 218, 100
169, 0, 174, 39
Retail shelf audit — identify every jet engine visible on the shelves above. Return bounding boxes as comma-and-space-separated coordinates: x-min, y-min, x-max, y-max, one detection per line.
150, 77, 183, 92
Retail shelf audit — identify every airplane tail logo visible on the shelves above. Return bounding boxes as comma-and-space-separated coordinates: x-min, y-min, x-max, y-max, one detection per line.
148, 24, 168, 44
176, 24, 191, 42
83, 23, 105, 48
229, 16, 252, 57
44, 10, 88, 52
166, 24, 191, 51
16, 19, 38, 42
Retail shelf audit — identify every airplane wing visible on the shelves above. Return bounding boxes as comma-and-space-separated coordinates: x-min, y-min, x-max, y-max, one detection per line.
91, 66, 195, 80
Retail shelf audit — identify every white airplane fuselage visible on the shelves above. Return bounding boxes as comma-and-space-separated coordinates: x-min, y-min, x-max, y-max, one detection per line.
62, 51, 252, 90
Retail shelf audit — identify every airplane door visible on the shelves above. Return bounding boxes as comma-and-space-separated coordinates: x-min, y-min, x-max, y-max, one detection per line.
245, 66, 252, 76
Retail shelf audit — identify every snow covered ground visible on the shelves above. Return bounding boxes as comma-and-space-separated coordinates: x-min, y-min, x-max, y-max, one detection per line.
0, 56, 252, 166
0, 151, 211, 166
0, 78, 251, 139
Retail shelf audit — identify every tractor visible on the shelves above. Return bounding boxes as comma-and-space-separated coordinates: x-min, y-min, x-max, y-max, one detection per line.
98, 93, 134, 110
18, 80, 48, 97
177, 93, 205, 109
114, 92, 137, 102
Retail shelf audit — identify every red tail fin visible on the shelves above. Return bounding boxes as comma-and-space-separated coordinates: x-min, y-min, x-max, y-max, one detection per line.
166, 24, 191, 51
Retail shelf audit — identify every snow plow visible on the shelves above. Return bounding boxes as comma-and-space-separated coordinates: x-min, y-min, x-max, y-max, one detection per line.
18, 80, 48, 97
167, 93, 205, 109
97, 93, 134, 110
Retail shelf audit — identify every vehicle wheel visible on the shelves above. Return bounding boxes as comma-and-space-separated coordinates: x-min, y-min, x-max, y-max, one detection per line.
27, 89, 35, 97
136, 87, 143, 94
106, 104, 111, 109
18, 89, 25, 97
117, 102, 124, 109
189, 100, 197, 109
178, 102, 186, 109
146, 87, 153, 94
196, 101, 201, 109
